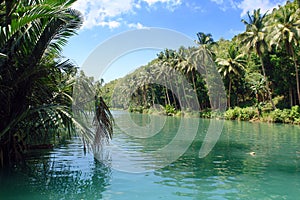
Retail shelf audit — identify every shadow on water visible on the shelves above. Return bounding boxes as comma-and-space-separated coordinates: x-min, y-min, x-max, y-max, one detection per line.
0, 137, 111, 200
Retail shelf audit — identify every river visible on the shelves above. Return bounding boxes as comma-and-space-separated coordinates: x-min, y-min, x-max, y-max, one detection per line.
1, 111, 300, 199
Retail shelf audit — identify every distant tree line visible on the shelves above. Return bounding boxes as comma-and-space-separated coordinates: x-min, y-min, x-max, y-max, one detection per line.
102, 1, 300, 120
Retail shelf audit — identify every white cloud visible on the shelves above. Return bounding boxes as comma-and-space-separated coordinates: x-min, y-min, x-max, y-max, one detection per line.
209, 0, 237, 11
143, 0, 182, 7
72, 0, 136, 29
140, 0, 182, 12
99, 21, 121, 29
210, 0, 224, 5
72, 0, 182, 29
237, 0, 286, 17
185, 2, 205, 12
209, 0, 285, 14
128, 22, 148, 29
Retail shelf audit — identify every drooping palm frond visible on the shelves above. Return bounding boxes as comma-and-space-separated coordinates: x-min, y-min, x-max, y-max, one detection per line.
72, 72, 114, 153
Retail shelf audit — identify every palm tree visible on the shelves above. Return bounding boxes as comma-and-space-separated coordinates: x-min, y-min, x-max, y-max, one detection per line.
246, 73, 267, 102
196, 32, 215, 47
239, 9, 276, 109
173, 47, 194, 109
177, 47, 198, 98
195, 32, 216, 58
216, 44, 246, 108
157, 53, 172, 106
0, 0, 113, 167
268, 2, 300, 104
246, 72, 267, 117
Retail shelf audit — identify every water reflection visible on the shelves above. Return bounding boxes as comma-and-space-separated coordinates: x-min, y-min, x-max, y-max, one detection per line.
1, 112, 300, 199
153, 120, 300, 199
0, 138, 111, 200
102, 111, 201, 172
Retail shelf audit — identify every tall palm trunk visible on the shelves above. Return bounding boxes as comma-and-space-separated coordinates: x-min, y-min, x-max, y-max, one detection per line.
190, 72, 198, 110
228, 79, 232, 108
255, 93, 262, 117
290, 46, 300, 105
164, 77, 171, 105
191, 72, 197, 97
257, 49, 275, 109
169, 83, 177, 106
151, 86, 155, 106
143, 85, 147, 106
289, 87, 293, 107
180, 78, 191, 110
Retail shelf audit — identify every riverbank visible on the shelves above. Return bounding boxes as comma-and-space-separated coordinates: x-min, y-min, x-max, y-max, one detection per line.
223, 106, 300, 125
123, 105, 300, 125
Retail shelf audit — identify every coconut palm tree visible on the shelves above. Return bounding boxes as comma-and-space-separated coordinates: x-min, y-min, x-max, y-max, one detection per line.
195, 32, 216, 58
268, 2, 300, 104
157, 52, 172, 106
177, 47, 198, 97
216, 44, 246, 108
239, 9, 276, 109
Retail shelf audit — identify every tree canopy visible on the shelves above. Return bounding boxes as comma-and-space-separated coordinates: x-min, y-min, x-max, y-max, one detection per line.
103, 0, 300, 121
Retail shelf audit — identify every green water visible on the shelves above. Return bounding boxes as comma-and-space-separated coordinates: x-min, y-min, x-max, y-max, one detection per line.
1, 111, 300, 199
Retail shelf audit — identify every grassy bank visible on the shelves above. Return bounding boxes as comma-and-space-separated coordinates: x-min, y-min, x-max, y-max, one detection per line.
224, 106, 300, 124
126, 105, 300, 125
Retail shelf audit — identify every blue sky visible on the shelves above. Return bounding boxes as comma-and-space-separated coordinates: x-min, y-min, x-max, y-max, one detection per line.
63, 0, 286, 82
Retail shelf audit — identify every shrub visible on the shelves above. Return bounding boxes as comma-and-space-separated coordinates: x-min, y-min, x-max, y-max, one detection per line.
175, 111, 183, 117
282, 109, 292, 123
270, 109, 283, 123
267, 107, 300, 124
128, 105, 144, 113
199, 109, 212, 118
224, 107, 257, 121
294, 118, 300, 125
239, 107, 257, 121
165, 104, 176, 116
224, 107, 240, 120
290, 106, 300, 120
269, 109, 291, 123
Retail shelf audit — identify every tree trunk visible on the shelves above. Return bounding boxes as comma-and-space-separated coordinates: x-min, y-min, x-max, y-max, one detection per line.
181, 78, 191, 110
191, 72, 197, 97
151, 86, 155, 106
164, 78, 170, 105
143, 85, 147, 106
228, 79, 232, 108
289, 87, 293, 107
169, 81, 177, 106
256, 93, 261, 117
259, 54, 275, 109
291, 49, 300, 105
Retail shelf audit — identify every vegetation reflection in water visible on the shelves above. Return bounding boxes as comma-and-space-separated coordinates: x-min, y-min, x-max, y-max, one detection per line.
0, 139, 111, 200
1, 111, 300, 199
